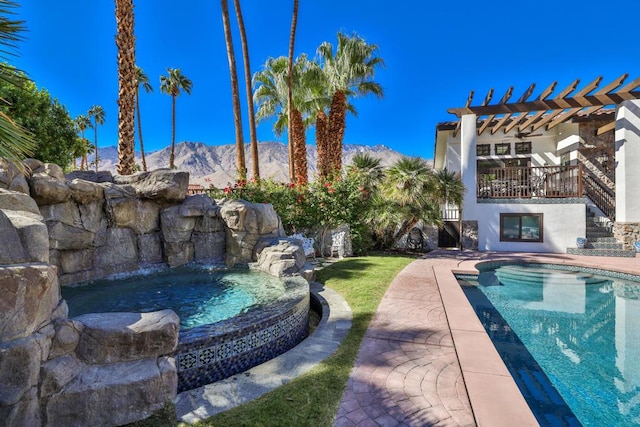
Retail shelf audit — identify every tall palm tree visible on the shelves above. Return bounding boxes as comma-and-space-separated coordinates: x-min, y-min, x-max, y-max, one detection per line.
286, 0, 299, 183
135, 66, 153, 171
220, 0, 246, 181
232, 0, 259, 180
317, 32, 384, 175
254, 55, 316, 185
0, 1, 35, 172
159, 68, 192, 169
74, 114, 92, 170
115, 0, 136, 176
88, 105, 105, 172
434, 168, 465, 249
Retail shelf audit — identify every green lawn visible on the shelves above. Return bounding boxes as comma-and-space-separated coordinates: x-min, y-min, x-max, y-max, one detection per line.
195, 254, 414, 427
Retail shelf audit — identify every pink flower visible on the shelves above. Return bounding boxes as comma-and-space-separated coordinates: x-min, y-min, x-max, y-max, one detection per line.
224, 187, 232, 194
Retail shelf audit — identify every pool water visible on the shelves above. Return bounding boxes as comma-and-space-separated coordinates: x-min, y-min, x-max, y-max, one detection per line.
63, 265, 286, 329
459, 264, 640, 427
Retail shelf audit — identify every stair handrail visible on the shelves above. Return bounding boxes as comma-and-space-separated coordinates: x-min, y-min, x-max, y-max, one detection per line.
582, 171, 615, 222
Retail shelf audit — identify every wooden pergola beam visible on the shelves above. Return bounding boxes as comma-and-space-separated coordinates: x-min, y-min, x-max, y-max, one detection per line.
491, 83, 536, 135
477, 86, 513, 135
597, 121, 616, 135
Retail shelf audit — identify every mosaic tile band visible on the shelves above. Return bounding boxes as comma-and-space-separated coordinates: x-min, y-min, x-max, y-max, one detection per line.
174, 276, 310, 392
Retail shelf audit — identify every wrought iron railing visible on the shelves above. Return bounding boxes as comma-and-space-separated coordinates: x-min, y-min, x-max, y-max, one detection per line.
477, 165, 583, 199
582, 173, 616, 221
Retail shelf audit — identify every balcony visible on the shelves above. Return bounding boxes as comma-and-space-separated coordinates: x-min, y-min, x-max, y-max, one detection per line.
477, 165, 583, 199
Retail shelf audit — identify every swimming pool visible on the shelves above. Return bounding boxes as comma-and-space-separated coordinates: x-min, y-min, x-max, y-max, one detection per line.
458, 263, 640, 426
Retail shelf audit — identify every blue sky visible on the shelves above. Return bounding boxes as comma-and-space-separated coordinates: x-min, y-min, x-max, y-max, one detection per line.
13, 0, 640, 160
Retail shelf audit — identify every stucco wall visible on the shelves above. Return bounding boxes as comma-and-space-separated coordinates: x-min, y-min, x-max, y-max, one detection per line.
472, 202, 585, 253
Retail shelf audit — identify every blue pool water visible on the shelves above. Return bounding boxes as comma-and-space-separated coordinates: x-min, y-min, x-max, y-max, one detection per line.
62, 265, 286, 329
458, 264, 640, 427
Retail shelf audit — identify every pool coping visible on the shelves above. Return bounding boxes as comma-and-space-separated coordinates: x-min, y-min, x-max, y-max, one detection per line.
175, 281, 352, 423
434, 251, 640, 427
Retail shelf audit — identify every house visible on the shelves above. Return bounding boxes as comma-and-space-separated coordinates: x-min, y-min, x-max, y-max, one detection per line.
433, 75, 640, 256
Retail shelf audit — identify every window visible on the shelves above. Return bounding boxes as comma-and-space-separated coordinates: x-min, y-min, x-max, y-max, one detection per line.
500, 213, 543, 242
495, 143, 511, 155
476, 144, 490, 156
515, 141, 532, 154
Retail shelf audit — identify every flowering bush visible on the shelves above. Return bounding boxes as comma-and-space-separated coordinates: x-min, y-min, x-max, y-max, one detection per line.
208, 175, 375, 254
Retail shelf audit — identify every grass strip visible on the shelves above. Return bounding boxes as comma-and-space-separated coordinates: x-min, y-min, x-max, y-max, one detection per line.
195, 254, 414, 427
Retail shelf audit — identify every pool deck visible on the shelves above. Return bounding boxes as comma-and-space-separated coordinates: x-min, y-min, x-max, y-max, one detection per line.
334, 250, 640, 427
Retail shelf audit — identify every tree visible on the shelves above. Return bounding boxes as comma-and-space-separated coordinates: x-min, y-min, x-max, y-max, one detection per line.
347, 152, 384, 191
371, 157, 440, 247
115, 0, 136, 176
0, 1, 35, 171
286, 0, 299, 182
220, 0, 246, 181
232, 0, 259, 180
253, 55, 317, 185
135, 66, 153, 171
74, 114, 92, 169
0, 72, 78, 168
317, 32, 384, 176
88, 105, 105, 172
159, 68, 192, 169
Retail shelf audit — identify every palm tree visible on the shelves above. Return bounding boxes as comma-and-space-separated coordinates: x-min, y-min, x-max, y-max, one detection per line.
115, 0, 136, 176
317, 32, 384, 175
220, 0, 246, 181
135, 66, 153, 171
74, 114, 92, 170
232, 0, 259, 180
286, 0, 299, 183
372, 157, 440, 246
159, 68, 192, 169
347, 152, 384, 191
254, 55, 316, 185
0, 1, 35, 172
88, 105, 105, 172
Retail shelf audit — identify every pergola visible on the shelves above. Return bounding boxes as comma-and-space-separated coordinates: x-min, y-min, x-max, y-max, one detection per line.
446, 74, 640, 137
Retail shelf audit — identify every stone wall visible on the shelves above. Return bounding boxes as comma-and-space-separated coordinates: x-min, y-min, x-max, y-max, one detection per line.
613, 222, 640, 251
461, 220, 479, 250
0, 159, 298, 426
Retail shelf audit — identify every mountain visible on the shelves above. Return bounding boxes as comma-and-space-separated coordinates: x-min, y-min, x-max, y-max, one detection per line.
97, 141, 407, 188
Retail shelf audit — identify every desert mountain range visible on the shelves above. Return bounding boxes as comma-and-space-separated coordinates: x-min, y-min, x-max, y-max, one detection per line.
97, 141, 408, 188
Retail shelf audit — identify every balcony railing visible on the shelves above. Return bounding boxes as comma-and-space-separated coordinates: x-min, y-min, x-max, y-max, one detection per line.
477, 165, 583, 199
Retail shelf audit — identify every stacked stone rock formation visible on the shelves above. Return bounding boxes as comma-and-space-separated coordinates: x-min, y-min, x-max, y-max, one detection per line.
0, 158, 311, 425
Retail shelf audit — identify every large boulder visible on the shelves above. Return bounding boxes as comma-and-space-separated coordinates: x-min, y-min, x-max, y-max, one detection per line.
48, 319, 82, 359
67, 178, 104, 205
0, 336, 42, 426
113, 169, 189, 203
40, 354, 83, 397
0, 188, 40, 215
28, 164, 72, 206
0, 159, 29, 194
251, 238, 307, 277
44, 356, 177, 427
163, 241, 194, 267
74, 310, 179, 364
47, 221, 95, 251
137, 232, 164, 264
0, 210, 28, 264
160, 205, 196, 243
0, 264, 59, 341
64, 170, 113, 184
219, 199, 284, 266
191, 231, 225, 261
93, 227, 138, 269
3, 210, 49, 263
110, 197, 160, 234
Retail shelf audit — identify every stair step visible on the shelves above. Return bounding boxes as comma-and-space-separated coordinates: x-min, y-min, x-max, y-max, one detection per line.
587, 236, 618, 243
586, 230, 614, 238
587, 242, 623, 250
566, 248, 637, 258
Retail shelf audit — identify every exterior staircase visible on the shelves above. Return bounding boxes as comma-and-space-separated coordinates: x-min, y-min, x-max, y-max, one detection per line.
566, 206, 636, 257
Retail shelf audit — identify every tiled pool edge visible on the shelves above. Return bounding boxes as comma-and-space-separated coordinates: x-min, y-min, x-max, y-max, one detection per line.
175, 282, 353, 423
433, 264, 539, 427
434, 251, 640, 427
